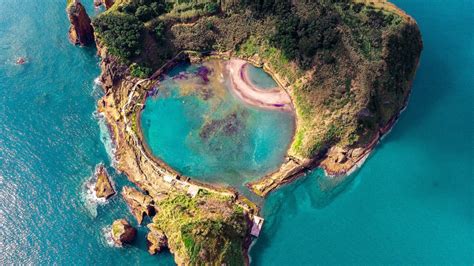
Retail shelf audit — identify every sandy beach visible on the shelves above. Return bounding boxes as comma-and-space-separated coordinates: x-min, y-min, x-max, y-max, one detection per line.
227, 59, 293, 112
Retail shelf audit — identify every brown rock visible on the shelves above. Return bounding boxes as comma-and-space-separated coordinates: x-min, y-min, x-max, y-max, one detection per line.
94, 164, 115, 199
67, 0, 94, 46
94, 0, 115, 9
122, 186, 155, 224
335, 153, 347, 164
350, 148, 365, 158
147, 224, 168, 255
111, 219, 136, 245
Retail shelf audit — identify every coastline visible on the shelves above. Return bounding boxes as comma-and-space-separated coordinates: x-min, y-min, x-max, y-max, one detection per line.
96, 47, 261, 264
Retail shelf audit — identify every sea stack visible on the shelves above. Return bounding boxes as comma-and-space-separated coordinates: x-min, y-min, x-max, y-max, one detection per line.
147, 224, 168, 255
111, 219, 137, 245
66, 0, 94, 46
94, 164, 115, 199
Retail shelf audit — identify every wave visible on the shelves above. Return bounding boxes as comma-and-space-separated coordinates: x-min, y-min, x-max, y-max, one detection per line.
94, 111, 117, 167
101, 225, 121, 248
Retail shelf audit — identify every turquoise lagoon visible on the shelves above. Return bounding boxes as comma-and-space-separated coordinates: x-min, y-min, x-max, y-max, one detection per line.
141, 60, 294, 190
0, 0, 472, 264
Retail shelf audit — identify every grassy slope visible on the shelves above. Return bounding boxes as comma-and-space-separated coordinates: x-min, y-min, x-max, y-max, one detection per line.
91, 0, 422, 264
152, 191, 249, 265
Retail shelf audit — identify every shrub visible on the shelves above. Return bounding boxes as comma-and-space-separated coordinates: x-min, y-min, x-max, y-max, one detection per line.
93, 13, 144, 60
129, 63, 152, 78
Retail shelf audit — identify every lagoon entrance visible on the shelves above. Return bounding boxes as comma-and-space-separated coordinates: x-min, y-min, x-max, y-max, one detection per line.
141, 59, 295, 189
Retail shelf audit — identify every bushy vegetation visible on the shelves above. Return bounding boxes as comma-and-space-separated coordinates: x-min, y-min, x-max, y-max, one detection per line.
129, 62, 152, 78
93, 12, 144, 60
93, 0, 421, 158
151, 192, 248, 265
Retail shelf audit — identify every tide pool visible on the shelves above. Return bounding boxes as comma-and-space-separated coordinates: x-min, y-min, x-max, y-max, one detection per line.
141, 60, 295, 190
245, 64, 278, 89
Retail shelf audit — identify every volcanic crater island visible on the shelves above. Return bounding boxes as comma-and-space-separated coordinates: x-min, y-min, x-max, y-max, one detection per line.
67, 0, 422, 264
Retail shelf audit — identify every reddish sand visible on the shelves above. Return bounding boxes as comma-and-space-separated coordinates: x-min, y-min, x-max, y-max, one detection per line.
226, 59, 293, 112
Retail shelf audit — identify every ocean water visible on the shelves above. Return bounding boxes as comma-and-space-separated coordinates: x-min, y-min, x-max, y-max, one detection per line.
0, 0, 472, 265
249, 0, 474, 264
0, 1, 174, 264
141, 61, 294, 190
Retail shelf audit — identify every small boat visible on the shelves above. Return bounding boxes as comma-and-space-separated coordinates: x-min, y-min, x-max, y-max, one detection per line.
16, 57, 26, 65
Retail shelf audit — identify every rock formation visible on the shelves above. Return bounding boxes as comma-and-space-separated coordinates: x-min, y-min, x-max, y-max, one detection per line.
94, 0, 115, 10
122, 186, 155, 224
147, 224, 168, 255
66, 0, 94, 46
94, 164, 115, 199
111, 219, 136, 245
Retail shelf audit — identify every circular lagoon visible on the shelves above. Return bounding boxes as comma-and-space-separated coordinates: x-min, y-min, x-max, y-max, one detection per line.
141, 59, 295, 189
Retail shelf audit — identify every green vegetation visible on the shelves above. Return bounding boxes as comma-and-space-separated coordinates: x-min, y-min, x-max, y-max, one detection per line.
152, 192, 248, 265
129, 62, 151, 78
93, 12, 144, 60
93, 0, 422, 159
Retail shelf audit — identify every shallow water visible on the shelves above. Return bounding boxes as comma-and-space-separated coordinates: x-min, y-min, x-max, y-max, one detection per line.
0, 0, 472, 264
141, 60, 294, 190
245, 64, 278, 89
249, 0, 474, 264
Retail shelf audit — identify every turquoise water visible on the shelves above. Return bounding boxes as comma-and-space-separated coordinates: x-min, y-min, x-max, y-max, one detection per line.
0, 0, 472, 265
246, 64, 278, 89
0, 1, 174, 264
250, 0, 474, 264
141, 61, 294, 189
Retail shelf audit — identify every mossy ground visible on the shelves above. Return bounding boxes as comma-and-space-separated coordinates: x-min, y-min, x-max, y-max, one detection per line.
151, 191, 249, 265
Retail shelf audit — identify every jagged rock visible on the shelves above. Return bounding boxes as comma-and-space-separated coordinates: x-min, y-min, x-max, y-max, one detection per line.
335, 153, 347, 164
111, 219, 136, 245
147, 224, 168, 255
66, 0, 94, 46
122, 186, 155, 224
94, 0, 115, 9
350, 148, 365, 158
94, 164, 115, 199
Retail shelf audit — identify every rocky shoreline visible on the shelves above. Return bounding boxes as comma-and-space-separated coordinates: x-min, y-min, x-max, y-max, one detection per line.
65, 0, 422, 264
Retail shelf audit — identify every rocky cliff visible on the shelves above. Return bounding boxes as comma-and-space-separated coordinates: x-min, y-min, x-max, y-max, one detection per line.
111, 219, 136, 245
66, 0, 94, 46
94, 164, 115, 199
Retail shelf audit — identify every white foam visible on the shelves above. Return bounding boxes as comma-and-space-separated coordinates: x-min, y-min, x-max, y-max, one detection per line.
94, 111, 117, 167
101, 225, 121, 248
80, 164, 113, 217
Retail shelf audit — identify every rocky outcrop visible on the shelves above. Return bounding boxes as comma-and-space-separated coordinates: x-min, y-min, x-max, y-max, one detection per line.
94, 0, 115, 10
122, 186, 155, 224
67, 0, 94, 46
147, 224, 168, 255
94, 164, 115, 199
111, 219, 136, 245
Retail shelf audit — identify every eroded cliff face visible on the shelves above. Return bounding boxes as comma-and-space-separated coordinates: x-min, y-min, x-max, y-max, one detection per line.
94, 0, 115, 10
67, 0, 94, 46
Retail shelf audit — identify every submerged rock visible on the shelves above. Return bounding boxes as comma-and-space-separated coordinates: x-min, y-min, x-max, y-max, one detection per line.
147, 224, 168, 255
94, 164, 115, 199
66, 0, 94, 46
122, 186, 155, 224
111, 219, 136, 245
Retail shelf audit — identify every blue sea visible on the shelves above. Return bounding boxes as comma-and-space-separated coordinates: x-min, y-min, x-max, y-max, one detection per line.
0, 0, 472, 265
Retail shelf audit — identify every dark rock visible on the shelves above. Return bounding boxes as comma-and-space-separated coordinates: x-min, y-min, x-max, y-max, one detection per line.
66, 0, 94, 46
147, 224, 168, 255
111, 219, 136, 245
